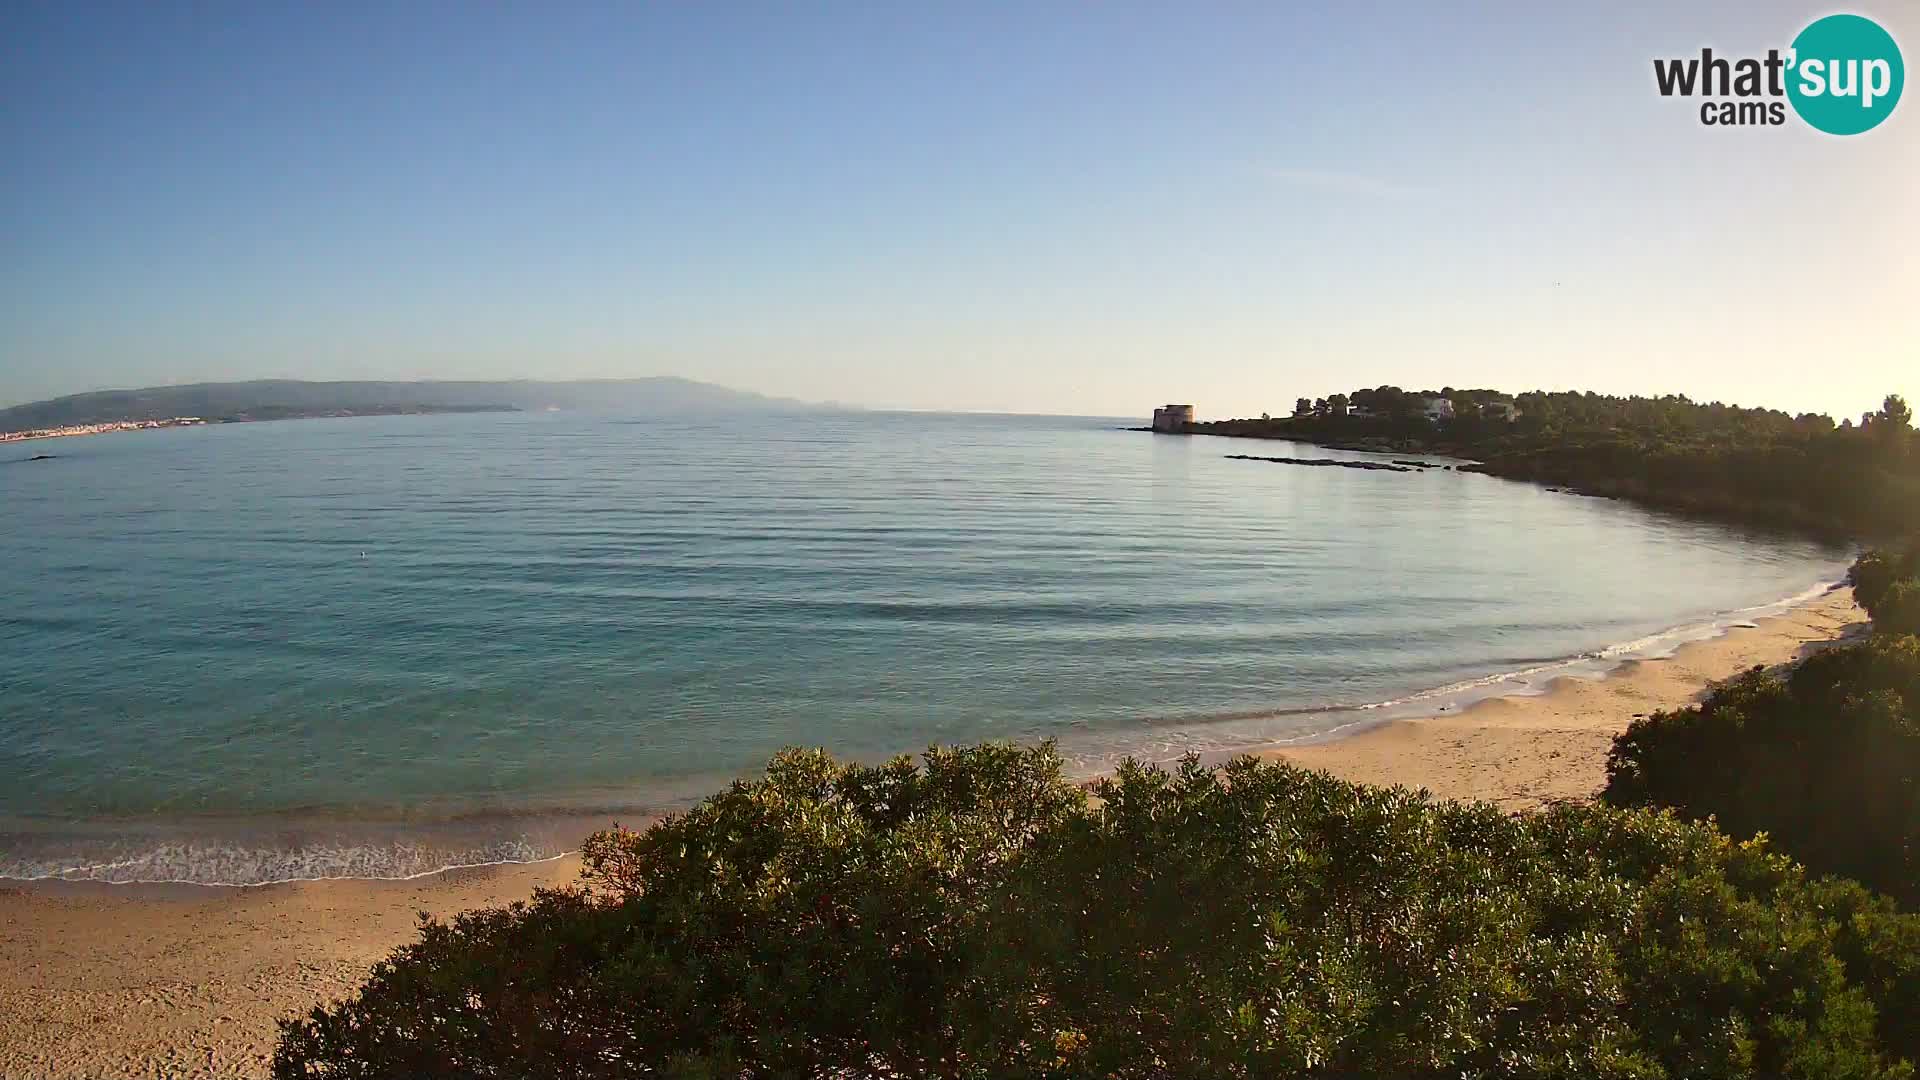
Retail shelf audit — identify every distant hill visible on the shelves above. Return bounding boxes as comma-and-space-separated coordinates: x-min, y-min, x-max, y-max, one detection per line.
0, 378, 814, 429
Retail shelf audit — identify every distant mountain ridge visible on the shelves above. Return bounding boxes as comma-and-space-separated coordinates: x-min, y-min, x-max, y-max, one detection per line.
0, 378, 813, 429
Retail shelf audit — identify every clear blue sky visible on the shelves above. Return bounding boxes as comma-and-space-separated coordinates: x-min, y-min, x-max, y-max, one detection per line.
4, 1, 1914, 419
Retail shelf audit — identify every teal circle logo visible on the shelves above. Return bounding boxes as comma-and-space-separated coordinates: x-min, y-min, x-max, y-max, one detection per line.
1787, 14, 1904, 134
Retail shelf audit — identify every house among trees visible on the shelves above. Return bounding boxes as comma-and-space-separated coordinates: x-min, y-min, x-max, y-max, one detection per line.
1419, 395, 1454, 422
1480, 401, 1521, 422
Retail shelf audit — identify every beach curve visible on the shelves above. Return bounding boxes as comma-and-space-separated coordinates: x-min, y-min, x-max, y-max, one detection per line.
0, 585, 1869, 1077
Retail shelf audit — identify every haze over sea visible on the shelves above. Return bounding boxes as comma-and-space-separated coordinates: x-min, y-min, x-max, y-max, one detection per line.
0, 409, 1850, 885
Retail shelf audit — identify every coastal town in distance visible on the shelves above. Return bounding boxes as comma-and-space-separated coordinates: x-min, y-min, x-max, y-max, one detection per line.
1, 416, 206, 443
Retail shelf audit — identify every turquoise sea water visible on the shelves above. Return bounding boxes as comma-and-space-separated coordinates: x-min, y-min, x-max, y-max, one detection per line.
0, 410, 1851, 883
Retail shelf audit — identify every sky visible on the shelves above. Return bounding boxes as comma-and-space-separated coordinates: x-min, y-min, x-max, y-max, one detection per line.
3, 1, 1915, 421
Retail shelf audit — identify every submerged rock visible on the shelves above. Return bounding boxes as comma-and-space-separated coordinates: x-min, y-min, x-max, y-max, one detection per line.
1225, 454, 1414, 473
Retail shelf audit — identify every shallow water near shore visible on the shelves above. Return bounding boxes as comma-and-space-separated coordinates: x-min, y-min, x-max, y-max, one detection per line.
0, 409, 1852, 884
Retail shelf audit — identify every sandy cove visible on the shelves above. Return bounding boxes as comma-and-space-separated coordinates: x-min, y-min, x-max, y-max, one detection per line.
0, 586, 1867, 1078
1267, 585, 1865, 810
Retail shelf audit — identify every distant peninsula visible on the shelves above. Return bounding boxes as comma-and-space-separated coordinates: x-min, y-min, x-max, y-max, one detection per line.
0, 377, 812, 434
1151, 385, 1920, 541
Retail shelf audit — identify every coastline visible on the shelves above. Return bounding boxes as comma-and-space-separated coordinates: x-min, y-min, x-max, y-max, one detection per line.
1, 580, 1847, 890
0, 584, 1868, 1076
0, 417, 210, 444
7, 580, 1855, 891
1170, 422, 1872, 542
1264, 584, 1865, 809
0, 405, 520, 446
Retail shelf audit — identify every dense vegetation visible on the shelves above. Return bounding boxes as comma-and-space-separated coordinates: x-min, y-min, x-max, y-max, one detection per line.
1194, 389, 1919, 538
276, 744, 1919, 1078
1605, 544, 1920, 906
1853, 541, 1920, 638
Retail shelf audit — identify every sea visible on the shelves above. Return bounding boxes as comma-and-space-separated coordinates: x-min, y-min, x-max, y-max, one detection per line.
0, 409, 1853, 885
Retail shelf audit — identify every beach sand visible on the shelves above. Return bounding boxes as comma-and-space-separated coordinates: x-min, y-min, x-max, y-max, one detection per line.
0, 858, 583, 1078
1267, 585, 1866, 809
0, 586, 1867, 1078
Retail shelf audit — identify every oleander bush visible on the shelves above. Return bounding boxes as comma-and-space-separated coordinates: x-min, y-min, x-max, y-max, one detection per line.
275, 744, 1920, 1079
1605, 549, 1920, 907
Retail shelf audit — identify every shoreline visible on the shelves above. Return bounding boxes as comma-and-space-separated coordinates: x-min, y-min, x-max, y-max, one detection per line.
1261, 584, 1865, 810
0, 858, 586, 1077
1169, 423, 1868, 543
1248, 579, 1852, 751
0, 417, 210, 444
1, 406, 522, 446
0, 585, 1869, 1075
0, 578, 1853, 891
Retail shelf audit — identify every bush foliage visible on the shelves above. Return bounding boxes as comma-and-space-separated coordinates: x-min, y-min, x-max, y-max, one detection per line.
1853, 542, 1920, 637
1605, 548, 1920, 907
276, 745, 1918, 1078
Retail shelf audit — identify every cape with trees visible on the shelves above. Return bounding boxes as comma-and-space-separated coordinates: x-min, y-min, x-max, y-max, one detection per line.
1193, 390, 1919, 539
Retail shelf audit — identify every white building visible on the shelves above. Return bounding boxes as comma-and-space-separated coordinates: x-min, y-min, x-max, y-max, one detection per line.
1420, 396, 1455, 422
1151, 404, 1195, 433
1480, 401, 1520, 422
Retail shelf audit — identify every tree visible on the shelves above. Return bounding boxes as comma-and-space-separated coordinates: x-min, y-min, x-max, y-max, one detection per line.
1852, 541, 1920, 623
1294, 397, 1312, 417
1883, 394, 1913, 431
1326, 392, 1349, 417
1873, 395, 1913, 463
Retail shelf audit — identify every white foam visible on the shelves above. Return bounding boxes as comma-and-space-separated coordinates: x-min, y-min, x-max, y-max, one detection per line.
1059, 577, 1849, 772
0, 838, 568, 888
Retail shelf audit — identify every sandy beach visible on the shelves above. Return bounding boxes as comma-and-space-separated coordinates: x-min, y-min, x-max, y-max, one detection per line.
0, 586, 1867, 1078
1268, 585, 1866, 810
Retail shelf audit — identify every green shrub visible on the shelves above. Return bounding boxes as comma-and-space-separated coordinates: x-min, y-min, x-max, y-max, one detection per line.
1604, 640, 1920, 909
1873, 580, 1920, 638
276, 746, 1919, 1078
1790, 632, 1920, 709
1851, 542, 1920, 624
1850, 548, 1911, 615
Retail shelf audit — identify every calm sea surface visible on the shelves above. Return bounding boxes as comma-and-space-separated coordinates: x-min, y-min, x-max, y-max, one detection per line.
0, 410, 1851, 883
